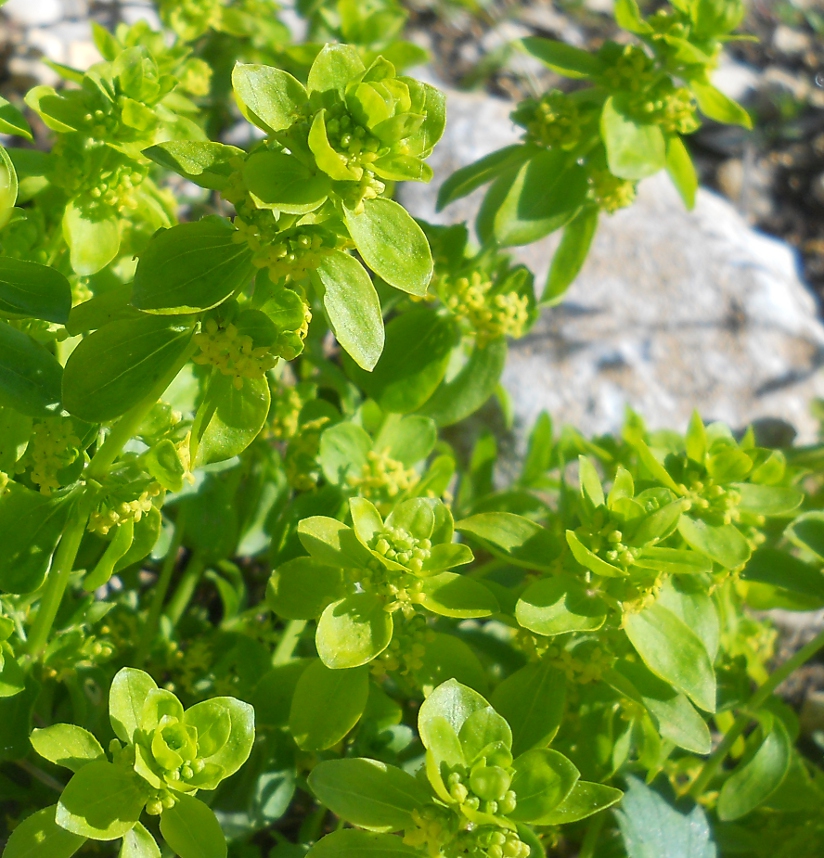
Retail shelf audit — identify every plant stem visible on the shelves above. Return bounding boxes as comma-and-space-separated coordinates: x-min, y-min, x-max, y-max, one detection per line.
690, 625, 824, 799
133, 521, 185, 668
26, 510, 88, 657
164, 552, 206, 628
273, 619, 307, 665
87, 340, 196, 480
578, 810, 606, 858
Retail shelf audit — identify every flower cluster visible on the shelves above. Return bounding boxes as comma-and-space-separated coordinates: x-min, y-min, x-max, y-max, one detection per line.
512, 91, 589, 151
371, 612, 434, 677
589, 168, 636, 213
440, 271, 531, 347
193, 318, 279, 388
88, 483, 162, 536
348, 447, 420, 507
17, 417, 82, 495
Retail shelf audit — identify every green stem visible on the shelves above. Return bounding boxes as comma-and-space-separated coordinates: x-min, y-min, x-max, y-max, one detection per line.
87, 341, 197, 480
273, 619, 307, 665
133, 520, 185, 668
578, 810, 606, 858
164, 553, 206, 628
27, 509, 89, 657
690, 626, 824, 799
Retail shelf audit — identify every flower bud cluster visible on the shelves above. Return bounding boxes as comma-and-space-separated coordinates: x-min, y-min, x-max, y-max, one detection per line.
267, 383, 310, 441
233, 217, 337, 285
193, 318, 279, 388
356, 562, 426, 617
513, 91, 587, 150
347, 448, 420, 507
371, 525, 432, 573
285, 414, 332, 491
88, 483, 162, 536
325, 105, 384, 179
632, 82, 698, 135
589, 168, 636, 214
680, 477, 742, 527
600, 44, 657, 94
17, 417, 82, 495
441, 271, 530, 347
372, 612, 434, 676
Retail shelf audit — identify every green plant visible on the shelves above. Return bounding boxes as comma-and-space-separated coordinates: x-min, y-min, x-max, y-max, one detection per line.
2, 2, 824, 858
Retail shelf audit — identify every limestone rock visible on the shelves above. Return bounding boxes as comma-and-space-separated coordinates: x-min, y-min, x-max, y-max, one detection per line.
398, 87, 824, 443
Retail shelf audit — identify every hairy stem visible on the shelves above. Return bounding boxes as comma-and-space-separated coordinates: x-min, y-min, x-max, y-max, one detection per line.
27, 509, 89, 657
690, 626, 824, 798
133, 519, 186, 668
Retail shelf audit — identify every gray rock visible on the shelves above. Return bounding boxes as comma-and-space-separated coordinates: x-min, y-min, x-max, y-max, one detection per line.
2, 0, 62, 27
399, 86, 824, 443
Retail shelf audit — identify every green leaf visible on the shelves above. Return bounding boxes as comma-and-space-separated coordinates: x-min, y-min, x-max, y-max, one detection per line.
615, 776, 716, 858
244, 149, 331, 214
0, 258, 72, 323
632, 547, 712, 576
347, 306, 455, 413
159, 794, 227, 858
717, 717, 791, 821
132, 219, 253, 315
308, 44, 365, 94
120, 823, 160, 858
534, 781, 623, 825
316, 593, 394, 669
289, 659, 369, 751
0, 146, 16, 230
601, 97, 666, 180
516, 575, 608, 637
0, 97, 33, 140
0, 485, 70, 594
312, 250, 384, 371
143, 141, 244, 191
732, 483, 803, 517
419, 572, 499, 618
520, 37, 605, 78
566, 530, 627, 578
665, 136, 697, 210
677, 516, 751, 569
614, 0, 653, 33
456, 513, 561, 571
298, 517, 374, 567
308, 758, 430, 832
109, 667, 158, 743
0, 319, 63, 417
66, 283, 140, 335
413, 633, 489, 697
741, 548, 824, 601
306, 830, 419, 858
56, 760, 148, 840
62, 315, 193, 423
487, 151, 588, 246
344, 198, 433, 296
232, 63, 308, 133
267, 557, 344, 619
544, 207, 599, 304
509, 749, 580, 823
3, 805, 86, 858
319, 422, 371, 486
375, 414, 437, 467
436, 145, 532, 210
490, 660, 565, 756
657, 578, 719, 661
690, 80, 752, 129
610, 660, 711, 754
417, 337, 507, 427
418, 679, 491, 752
191, 374, 270, 467
624, 602, 716, 712
786, 511, 824, 559
183, 697, 254, 782
62, 201, 119, 277
30, 724, 105, 772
